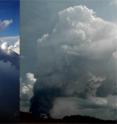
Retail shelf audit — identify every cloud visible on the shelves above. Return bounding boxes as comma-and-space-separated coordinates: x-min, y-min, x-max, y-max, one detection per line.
110, 0, 117, 6
0, 36, 19, 43
8, 39, 20, 54
50, 97, 79, 119
85, 73, 106, 98
0, 42, 8, 50
50, 96, 117, 120
32, 5, 117, 120
20, 72, 37, 112
37, 6, 117, 68
0, 19, 13, 30
0, 36, 20, 54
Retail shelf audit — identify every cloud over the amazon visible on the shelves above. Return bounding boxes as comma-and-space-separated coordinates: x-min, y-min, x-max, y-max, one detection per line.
36, 5, 117, 120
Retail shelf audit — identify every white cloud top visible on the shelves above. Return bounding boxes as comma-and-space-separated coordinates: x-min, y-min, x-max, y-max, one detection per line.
0, 36, 20, 54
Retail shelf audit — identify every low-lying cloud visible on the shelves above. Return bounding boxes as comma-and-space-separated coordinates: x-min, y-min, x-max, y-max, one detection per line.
50, 96, 117, 120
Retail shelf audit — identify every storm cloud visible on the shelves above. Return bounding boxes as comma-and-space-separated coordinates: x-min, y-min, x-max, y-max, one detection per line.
29, 5, 117, 120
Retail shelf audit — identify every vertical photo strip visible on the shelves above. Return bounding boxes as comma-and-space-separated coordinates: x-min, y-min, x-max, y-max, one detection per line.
0, 0, 19, 122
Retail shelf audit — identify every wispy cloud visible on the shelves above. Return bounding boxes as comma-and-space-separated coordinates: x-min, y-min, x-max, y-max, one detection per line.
0, 19, 13, 31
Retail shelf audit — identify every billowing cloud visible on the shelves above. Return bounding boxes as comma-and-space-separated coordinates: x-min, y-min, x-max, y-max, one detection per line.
0, 36, 20, 54
0, 19, 13, 30
31, 5, 117, 120
20, 72, 37, 112
37, 6, 117, 72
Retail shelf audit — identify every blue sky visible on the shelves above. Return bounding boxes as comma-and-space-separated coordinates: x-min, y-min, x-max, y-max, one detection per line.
0, 0, 19, 36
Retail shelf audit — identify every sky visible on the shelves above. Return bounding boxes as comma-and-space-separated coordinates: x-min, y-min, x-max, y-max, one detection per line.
0, 0, 19, 36
20, 0, 117, 120
0, 0, 19, 120
0, 0, 20, 54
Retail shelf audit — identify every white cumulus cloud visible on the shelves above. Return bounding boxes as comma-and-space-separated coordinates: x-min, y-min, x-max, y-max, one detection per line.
20, 72, 37, 112
0, 36, 20, 54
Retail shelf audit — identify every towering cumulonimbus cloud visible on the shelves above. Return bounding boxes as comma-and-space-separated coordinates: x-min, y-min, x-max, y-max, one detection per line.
0, 20, 20, 54
37, 5, 117, 74
32, 5, 117, 120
